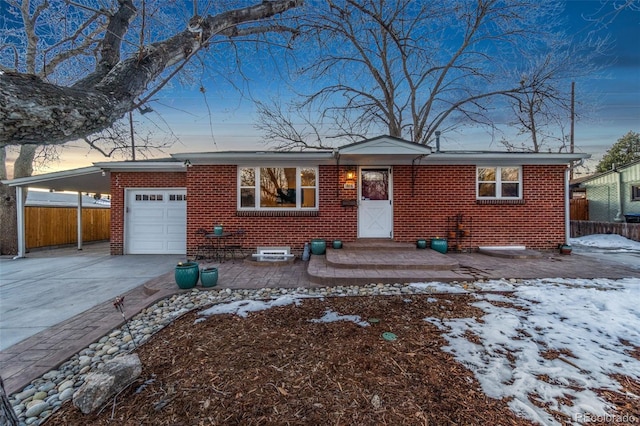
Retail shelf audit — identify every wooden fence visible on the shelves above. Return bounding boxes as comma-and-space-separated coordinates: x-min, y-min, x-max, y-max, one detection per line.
570, 198, 589, 221
25, 206, 110, 249
570, 220, 640, 242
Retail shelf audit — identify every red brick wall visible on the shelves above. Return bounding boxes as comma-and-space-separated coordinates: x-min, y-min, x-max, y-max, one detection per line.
110, 164, 568, 255
186, 165, 357, 257
110, 172, 186, 255
392, 165, 567, 250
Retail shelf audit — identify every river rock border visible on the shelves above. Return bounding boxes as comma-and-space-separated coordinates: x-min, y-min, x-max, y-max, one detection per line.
10, 280, 515, 425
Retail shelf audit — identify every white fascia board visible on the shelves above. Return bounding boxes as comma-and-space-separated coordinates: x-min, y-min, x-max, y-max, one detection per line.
423, 152, 590, 166
171, 151, 336, 166
93, 161, 184, 172
1, 166, 102, 187
339, 140, 432, 156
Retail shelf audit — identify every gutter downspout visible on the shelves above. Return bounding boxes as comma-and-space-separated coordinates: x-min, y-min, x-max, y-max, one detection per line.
613, 165, 624, 222
14, 186, 26, 259
565, 167, 571, 245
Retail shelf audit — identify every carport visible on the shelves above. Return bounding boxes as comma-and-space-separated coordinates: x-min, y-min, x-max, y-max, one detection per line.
1, 166, 110, 258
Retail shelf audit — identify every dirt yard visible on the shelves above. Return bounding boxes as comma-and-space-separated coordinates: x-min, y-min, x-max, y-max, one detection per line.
45, 294, 639, 425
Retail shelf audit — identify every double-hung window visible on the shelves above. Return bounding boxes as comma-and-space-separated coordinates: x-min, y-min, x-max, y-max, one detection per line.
477, 166, 522, 199
239, 167, 318, 210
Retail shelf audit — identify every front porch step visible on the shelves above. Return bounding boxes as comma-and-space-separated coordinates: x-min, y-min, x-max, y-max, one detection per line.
307, 255, 474, 286
326, 248, 459, 270
344, 239, 417, 251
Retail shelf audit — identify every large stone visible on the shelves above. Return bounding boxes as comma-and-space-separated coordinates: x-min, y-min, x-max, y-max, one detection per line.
72, 353, 142, 414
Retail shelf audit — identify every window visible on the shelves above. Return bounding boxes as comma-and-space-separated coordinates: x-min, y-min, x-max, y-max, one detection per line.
477, 166, 522, 199
239, 167, 318, 209
632, 185, 640, 201
135, 193, 163, 201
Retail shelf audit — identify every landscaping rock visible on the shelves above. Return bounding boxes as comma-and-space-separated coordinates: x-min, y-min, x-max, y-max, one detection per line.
72, 353, 142, 414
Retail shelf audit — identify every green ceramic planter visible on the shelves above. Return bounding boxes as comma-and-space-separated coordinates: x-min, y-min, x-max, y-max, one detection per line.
430, 238, 448, 254
310, 239, 326, 255
175, 262, 199, 289
416, 239, 427, 249
200, 267, 219, 287
332, 240, 343, 249
213, 225, 224, 236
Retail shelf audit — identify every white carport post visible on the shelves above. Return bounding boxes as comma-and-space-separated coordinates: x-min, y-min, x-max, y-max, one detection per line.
77, 192, 83, 250
14, 186, 26, 259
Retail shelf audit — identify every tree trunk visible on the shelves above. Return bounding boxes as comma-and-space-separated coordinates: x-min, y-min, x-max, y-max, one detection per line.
0, 377, 19, 426
0, 146, 36, 255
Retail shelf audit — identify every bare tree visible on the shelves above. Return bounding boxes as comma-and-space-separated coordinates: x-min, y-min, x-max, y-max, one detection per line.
256, 0, 608, 151
0, 0, 301, 255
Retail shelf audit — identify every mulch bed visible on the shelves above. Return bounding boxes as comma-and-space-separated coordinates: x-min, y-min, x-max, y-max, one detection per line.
45, 294, 639, 425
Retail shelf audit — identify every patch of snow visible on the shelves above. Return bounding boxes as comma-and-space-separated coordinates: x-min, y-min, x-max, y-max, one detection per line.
198, 295, 304, 319
570, 234, 640, 251
308, 309, 370, 327
408, 281, 469, 293
425, 277, 640, 425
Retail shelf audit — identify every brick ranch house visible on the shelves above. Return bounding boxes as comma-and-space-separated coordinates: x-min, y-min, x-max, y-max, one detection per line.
93, 136, 588, 257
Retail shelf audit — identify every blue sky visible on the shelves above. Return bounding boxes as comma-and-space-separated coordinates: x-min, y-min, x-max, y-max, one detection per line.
26, 1, 640, 175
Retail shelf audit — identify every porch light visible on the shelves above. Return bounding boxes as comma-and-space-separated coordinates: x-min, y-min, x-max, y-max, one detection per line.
345, 169, 356, 181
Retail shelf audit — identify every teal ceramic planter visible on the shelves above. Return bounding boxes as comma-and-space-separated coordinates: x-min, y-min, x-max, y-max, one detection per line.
200, 267, 219, 287
175, 262, 199, 289
310, 239, 326, 255
213, 225, 224, 236
430, 238, 448, 254
332, 240, 343, 249
416, 239, 427, 249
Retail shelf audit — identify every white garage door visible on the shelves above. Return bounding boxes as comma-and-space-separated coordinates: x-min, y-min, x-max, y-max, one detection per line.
125, 189, 187, 254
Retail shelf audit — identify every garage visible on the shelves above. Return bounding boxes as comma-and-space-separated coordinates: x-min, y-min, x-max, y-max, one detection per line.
125, 188, 187, 254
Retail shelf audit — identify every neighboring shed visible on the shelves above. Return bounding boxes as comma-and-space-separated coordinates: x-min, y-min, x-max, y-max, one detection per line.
579, 161, 640, 222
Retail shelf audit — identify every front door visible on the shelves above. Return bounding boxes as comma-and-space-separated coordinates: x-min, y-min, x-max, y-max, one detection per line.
358, 167, 392, 238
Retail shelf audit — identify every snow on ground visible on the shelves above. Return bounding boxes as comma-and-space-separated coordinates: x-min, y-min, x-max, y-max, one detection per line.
197, 234, 640, 425
308, 309, 370, 327
426, 277, 640, 425
570, 233, 640, 251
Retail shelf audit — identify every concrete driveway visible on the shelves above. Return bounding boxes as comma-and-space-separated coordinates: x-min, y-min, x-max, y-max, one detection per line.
0, 242, 184, 351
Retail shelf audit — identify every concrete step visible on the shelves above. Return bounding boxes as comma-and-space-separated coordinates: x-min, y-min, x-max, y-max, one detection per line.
342, 239, 417, 251
325, 248, 459, 270
307, 255, 474, 286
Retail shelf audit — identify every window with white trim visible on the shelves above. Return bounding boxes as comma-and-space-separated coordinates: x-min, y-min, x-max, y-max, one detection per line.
239, 167, 318, 209
477, 166, 522, 199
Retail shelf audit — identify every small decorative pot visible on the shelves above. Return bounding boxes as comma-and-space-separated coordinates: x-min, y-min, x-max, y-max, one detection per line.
310, 239, 327, 255
559, 244, 572, 255
200, 267, 219, 287
213, 225, 224, 236
416, 239, 427, 249
430, 238, 448, 254
175, 262, 199, 289
332, 240, 343, 249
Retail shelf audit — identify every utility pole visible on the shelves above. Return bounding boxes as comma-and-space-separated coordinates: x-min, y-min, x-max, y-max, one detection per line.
570, 81, 575, 180
129, 111, 136, 161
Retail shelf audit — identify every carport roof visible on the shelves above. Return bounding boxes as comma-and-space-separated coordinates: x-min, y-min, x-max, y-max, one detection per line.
1, 166, 111, 194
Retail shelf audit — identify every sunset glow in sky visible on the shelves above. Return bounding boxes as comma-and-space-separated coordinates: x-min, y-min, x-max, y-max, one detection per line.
4, 1, 639, 178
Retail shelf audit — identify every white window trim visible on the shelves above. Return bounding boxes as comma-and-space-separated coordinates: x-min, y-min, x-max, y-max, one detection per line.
476, 166, 523, 200
238, 166, 319, 210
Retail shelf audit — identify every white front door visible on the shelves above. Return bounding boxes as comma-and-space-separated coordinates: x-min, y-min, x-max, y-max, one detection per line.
125, 188, 187, 254
358, 167, 392, 238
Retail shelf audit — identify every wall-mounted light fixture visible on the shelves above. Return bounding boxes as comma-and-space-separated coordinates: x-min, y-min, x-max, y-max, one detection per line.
345, 169, 356, 181
344, 167, 356, 189
183, 159, 192, 168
